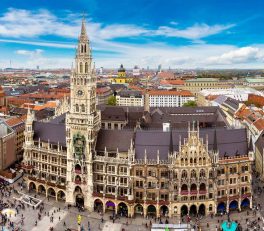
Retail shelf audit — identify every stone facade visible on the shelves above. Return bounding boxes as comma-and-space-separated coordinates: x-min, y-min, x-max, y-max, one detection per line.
22, 19, 253, 218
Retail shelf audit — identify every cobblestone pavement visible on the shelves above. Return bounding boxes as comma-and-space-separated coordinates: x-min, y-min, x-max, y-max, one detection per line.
2, 177, 264, 231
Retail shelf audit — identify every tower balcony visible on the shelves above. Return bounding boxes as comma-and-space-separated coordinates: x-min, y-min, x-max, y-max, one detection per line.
190, 190, 198, 195
181, 190, 188, 195
74, 180, 86, 185
199, 190, 207, 195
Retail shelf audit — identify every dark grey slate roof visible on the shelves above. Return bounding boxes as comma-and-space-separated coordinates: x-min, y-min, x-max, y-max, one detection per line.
49, 113, 66, 124
255, 131, 264, 153
33, 121, 66, 146
101, 107, 126, 121
118, 90, 143, 98
214, 95, 228, 105
96, 129, 134, 152
223, 97, 241, 111
135, 128, 248, 160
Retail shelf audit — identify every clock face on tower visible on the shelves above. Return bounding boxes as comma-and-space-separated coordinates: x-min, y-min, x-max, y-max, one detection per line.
76, 89, 84, 97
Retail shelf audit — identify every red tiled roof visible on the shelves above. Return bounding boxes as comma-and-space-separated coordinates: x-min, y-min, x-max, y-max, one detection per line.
148, 90, 193, 96
205, 95, 219, 101
253, 118, 264, 131
157, 72, 175, 79
96, 87, 111, 94
160, 79, 185, 85
5, 116, 25, 127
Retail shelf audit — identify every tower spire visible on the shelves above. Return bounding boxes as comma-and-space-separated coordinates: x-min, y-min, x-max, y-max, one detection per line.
80, 16, 87, 38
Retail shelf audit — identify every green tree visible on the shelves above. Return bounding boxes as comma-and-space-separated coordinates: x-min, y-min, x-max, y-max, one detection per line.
183, 100, 197, 107
107, 95, 117, 106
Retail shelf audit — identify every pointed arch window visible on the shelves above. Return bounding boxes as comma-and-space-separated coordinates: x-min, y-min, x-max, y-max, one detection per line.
191, 170, 196, 178
80, 62, 83, 73
85, 62, 88, 73
84, 44, 87, 53
81, 104, 85, 112
181, 170, 187, 179
81, 45, 83, 53
199, 169, 206, 178
75, 104, 79, 112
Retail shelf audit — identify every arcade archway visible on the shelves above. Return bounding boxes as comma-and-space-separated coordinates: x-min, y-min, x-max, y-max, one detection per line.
181, 205, 188, 217
241, 198, 250, 210
47, 188, 56, 198
134, 204, 143, 216
94, 199, 103, 212
105, 200, 115, 213
229, 200, 238, 211
57, 190, 65, 201
29, 182, 36, 191
198, 204, 206, 216
160, 205, 169, 217
38, 185, 46, 195
147, 205, 156, 217
76, 194, 84, 207
118, 202, 128, 217
189, 205, 197, 216
217, 202, 226, 213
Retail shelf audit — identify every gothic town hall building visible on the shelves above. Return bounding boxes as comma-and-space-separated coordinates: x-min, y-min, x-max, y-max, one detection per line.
22, 19, 253, 218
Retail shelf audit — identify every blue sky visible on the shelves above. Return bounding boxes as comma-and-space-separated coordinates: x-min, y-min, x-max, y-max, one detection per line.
0, 0, 264, 69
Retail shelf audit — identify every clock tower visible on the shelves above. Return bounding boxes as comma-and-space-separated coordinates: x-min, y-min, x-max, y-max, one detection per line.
65, 17, 101, 210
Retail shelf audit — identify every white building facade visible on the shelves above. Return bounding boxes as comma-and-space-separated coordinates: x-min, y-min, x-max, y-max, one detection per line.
149, 90, 195, 107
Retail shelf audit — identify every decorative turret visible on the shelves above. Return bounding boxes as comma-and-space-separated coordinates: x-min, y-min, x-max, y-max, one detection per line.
248, 135, 254, 159
24, 107, 35, 147
212, 129, 219, 165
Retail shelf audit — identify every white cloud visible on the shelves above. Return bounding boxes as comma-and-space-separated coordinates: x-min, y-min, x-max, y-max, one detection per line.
0, 8, 234, 41
16, 49, 43, 56
0, 38, 74, 48
1, 8, 263, 69
153, 23, 235, 40
206, 46, 264, 65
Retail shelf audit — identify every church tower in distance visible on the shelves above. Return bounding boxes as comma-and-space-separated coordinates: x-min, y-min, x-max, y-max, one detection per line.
65, 17, 101, 210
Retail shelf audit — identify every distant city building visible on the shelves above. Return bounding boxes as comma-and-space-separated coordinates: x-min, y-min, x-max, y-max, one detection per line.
111, 64, 133, 84
181, 78, 231, 97
0, 120, 16, 170
158, 64, 162, 73
116, 90, 144, 106
197, 88, 264, 106
99, 67, 103, 75
5, 115, 26, 161
118, 64, 126, 78
148, 90, 195, 107
132, 65, 140, 77
244, 78, 264, 90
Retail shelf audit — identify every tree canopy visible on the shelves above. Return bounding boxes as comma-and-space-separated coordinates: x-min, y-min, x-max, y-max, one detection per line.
107, 95, 117, 106
183, 100, 197, 107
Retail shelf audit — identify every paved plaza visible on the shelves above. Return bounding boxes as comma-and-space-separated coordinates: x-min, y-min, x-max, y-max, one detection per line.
0, 177, 264, 231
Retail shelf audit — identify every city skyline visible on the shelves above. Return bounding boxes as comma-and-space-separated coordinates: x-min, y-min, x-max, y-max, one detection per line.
0, 0, 264, 69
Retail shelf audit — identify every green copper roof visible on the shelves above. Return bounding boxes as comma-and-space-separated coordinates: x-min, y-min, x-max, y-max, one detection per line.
245, 78, 264, 83
186, 78, 218, 82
